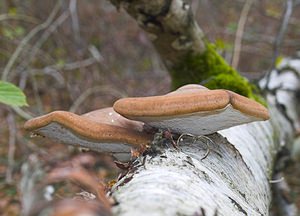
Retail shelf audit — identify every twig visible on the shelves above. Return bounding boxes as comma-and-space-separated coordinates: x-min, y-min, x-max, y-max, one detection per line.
1, 1, 61, 81
219, 28, 300, 46
231, 0, 254, 69
58, 57, 96, 70
272, 0, 294, 67
5, 111, 17, 183
29, 67, 65, 85
264, 0, 294, 89
88, 45, 105, 63
269, 176, 285, 184
29, 72, 44, 115
20, 155, 45, 216
29, 56, 99, 86
19, 9, 70, 72
31, 57, 96, 73
12, 106, 33, 120
2, 3, 70, 119
17, 10, 70, 115
69, 85, 127, 112
271, 172, 298, 215
69, 0, 81, 46
0, 14, 38, 23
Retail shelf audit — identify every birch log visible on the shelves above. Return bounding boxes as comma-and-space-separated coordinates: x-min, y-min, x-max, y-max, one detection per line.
105, 0, 300, 215
109, 59, 300, 216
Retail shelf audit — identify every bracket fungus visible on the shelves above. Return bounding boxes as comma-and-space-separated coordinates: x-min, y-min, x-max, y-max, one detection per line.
24, 107, 151, 161
25, 84, 269, 161
113, 84, 270, 135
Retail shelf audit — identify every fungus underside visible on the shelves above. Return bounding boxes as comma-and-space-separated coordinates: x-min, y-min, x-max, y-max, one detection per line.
170, 43, 266, 106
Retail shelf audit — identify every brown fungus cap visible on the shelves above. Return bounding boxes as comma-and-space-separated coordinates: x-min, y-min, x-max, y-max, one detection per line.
24, 107, 151, 161
113, 84, 270, 135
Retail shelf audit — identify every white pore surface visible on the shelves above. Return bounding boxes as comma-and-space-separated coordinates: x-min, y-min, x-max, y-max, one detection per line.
137, 105, 259, 135
36, 122, 132, 161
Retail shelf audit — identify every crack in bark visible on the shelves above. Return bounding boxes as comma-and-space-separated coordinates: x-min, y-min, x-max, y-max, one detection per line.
228, 196, 247, 215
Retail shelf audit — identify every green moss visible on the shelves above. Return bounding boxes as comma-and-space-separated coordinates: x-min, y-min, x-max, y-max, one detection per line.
170, 43, 266, 106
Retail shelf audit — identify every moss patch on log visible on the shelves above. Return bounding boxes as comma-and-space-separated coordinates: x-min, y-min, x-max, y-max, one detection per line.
170, 43, 266, 106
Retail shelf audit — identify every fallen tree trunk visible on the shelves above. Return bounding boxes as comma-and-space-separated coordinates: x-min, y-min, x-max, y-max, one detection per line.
105, 1, 300, 215
109, 59, 300, 215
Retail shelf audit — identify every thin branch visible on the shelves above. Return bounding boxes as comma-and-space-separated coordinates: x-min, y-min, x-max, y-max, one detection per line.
263, 0, 294, 89
231, 0, 254, 69
272, 172, 298, 215
1, 1, 61, 81
16, 10, 71, 115
69, 85, 127, 113
12, 106, 33, 120
0, 14, 38, 23
31, 57, 97, 75
88, 45, 105, 63
272, 0, 294, 66
20, 9, 70, 72
69, 0, 81, 46
5, 111, 16, 183
29, 73, 44, 115
2, 4, 70, 119
59, 57, 96, 71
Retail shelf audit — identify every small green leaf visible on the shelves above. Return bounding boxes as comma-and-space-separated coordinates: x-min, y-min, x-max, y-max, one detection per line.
0, 81, 28, 107
3, 28, 14, 39
275, 55, 284, 67
227, 22, 238, 33
15, 26, 25, 37
8, 7, 17, 15
56, 59, 65, 67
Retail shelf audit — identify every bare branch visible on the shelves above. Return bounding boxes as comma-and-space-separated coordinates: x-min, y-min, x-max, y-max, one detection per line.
0, 14, 38, 23
69, 0, 81, 46
1, 1, 61, 81
5, 111, 16, 183
263, 0, 294, 89
231, 0, 254, 69
23, 10, 70, 69
272, 0, 294, 66
11, 106, 33, 120
69, 85, 127, 112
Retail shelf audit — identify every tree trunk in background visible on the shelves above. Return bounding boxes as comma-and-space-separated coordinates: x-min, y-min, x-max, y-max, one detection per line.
107, 1, 300, 215
110, 0, 206, 68
110, 0, 210, 89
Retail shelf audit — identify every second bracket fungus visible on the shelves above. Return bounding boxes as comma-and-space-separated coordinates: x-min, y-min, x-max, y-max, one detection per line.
24, 107, 151, 161
113, 84, 270, 135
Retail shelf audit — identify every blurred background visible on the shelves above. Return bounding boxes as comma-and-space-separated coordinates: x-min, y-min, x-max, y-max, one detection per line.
0, 0, 300, 215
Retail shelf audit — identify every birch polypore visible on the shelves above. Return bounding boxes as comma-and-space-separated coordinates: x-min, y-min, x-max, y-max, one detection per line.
114, 84, 269, 135
24, 107, 152, 161
110, 60, 300, 216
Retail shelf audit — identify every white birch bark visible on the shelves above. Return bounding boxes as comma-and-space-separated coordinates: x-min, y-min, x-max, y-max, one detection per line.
109, 60, 300, 215
104, 1, 300, 215
109, 0, 206, 68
